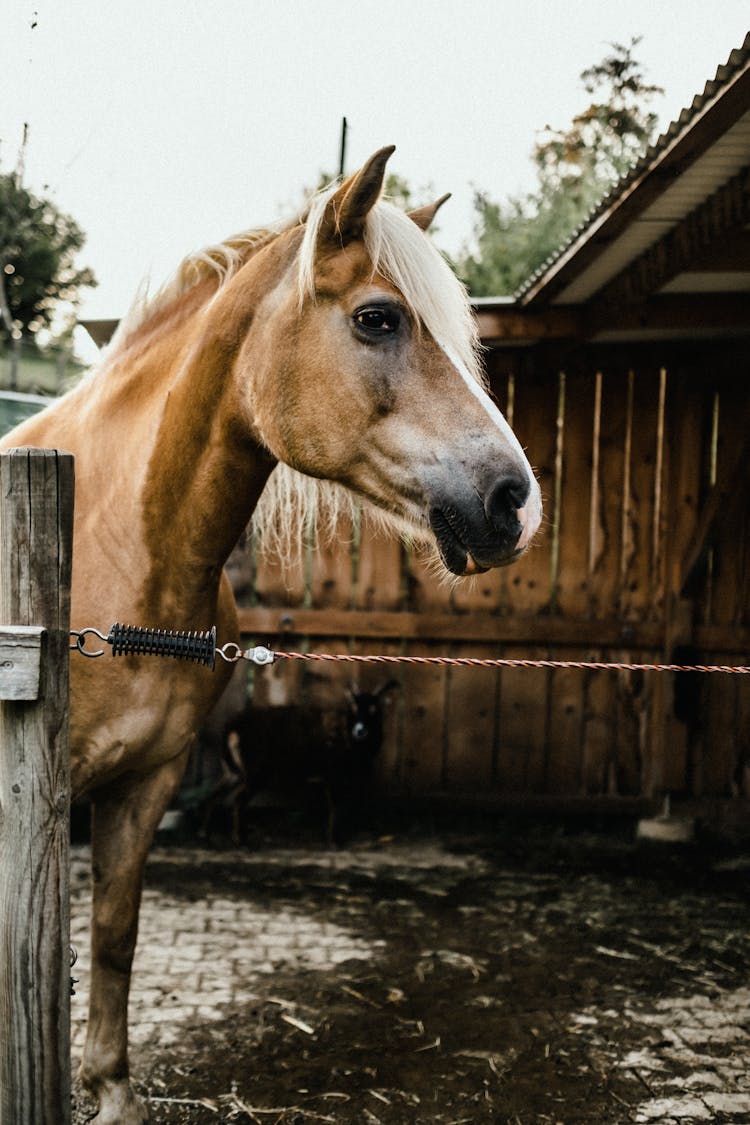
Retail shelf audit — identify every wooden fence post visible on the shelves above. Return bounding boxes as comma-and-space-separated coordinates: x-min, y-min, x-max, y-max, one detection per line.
0, 448, 74, 1125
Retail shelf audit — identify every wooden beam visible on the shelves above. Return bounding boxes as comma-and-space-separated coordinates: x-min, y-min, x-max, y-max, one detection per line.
474, 305, 580, 344
586, 293, 750, 338
0, 626, 45, 701
237, 606, 664, 649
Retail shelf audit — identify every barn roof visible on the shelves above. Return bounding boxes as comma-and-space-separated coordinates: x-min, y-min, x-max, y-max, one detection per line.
474, 33, 750, 346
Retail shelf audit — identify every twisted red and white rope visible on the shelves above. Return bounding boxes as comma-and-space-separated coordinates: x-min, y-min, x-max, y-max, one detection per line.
273, 651, 750, 674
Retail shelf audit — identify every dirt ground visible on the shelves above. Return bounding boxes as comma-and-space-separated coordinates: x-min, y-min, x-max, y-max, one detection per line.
70, 814, 750, 1124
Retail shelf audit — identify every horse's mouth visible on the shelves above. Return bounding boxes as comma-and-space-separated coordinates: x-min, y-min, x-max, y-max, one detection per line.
429, 507, 526, 576
429, 508, 488, 576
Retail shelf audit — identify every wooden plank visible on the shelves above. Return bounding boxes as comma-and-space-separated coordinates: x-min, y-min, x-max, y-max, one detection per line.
698, 381, 750, 628
0, 448, 74, 1125
588, 369, 627, 618
309, 513, 354, 610
545, 655, 585, 795
619, 368, 661, 623
613, 658, 650, 796
653, 372, 711, 795
236, 605, 664, 648
649, 367, 668, 623
494, 654, 549, 793
0, 626, 45, 701
555, 370, 596, 618
398, 641, 448, 792
581, 659, 617, 795
443, 647, 499, 791
403, 546, 453, 614
702, 671, 738, 797
474, 305, 580, 344
355, 517, 404, 611
679, 402, 750, 598
505, 365, 558, 615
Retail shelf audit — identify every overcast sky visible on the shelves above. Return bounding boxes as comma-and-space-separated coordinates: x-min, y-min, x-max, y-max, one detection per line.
3, 1, 748, 326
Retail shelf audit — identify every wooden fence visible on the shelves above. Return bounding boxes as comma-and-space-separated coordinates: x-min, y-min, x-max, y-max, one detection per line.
227, 341, 750, 812
0, 448, 74, 1125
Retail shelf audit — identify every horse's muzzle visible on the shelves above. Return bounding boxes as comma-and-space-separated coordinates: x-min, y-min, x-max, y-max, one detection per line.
428, 470, 541, 576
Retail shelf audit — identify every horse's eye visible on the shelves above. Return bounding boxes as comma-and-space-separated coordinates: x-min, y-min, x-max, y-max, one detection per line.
353, 305, 400, 335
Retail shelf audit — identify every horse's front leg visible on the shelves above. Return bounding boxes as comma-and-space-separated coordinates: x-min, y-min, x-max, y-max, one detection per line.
78, 752, 188, 1125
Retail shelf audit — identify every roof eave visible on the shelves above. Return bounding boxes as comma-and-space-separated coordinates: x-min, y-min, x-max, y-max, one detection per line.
518, 37, 750, 309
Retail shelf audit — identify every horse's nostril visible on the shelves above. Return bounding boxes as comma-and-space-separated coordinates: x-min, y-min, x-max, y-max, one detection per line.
485, 473, 530, 525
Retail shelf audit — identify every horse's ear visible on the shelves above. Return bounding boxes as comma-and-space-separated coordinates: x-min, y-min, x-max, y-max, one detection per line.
318, 145, 396, 247
408, 192, 451, 232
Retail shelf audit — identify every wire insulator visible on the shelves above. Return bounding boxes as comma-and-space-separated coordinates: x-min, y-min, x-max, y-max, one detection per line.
107, 623, 216, 669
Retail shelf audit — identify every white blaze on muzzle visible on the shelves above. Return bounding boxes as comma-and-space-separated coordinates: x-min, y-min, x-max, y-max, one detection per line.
439, 342, 542, 552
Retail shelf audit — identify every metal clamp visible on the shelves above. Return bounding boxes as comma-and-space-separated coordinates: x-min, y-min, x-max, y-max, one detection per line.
244, 645, 275, 666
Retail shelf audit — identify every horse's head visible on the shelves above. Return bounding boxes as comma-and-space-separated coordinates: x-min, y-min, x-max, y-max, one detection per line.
245, 146, 541, 576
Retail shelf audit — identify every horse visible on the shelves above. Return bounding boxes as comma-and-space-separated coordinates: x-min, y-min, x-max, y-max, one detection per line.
0, 146, 542, 1123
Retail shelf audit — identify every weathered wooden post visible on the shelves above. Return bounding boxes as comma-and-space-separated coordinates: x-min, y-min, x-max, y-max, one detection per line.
0, 448, 74, 1125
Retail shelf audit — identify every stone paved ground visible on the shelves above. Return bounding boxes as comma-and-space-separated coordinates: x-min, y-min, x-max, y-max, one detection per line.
70, 828, 750, 1123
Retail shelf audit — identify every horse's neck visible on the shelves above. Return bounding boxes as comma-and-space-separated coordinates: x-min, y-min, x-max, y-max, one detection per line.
102, 271, 282, 622
143, 340, 274, 620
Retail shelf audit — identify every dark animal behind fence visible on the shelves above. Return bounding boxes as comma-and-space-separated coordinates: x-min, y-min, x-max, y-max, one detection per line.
200, 681, 399, 845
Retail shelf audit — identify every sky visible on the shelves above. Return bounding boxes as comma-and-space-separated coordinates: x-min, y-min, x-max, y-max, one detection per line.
2, 0, 749, 338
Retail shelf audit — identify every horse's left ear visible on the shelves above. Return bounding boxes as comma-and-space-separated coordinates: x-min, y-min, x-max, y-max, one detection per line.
408, 193, 451, 232
318, 145, 396, 247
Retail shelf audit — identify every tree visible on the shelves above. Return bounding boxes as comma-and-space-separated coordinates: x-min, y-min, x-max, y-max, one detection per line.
0, 149, 97, 350
456, 38, 663, 296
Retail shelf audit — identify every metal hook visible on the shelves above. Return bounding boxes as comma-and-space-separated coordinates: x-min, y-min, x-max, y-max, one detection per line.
70, 628, 108, 658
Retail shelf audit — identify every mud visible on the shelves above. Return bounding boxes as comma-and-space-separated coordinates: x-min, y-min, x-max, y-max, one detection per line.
71, 817, 750, 1124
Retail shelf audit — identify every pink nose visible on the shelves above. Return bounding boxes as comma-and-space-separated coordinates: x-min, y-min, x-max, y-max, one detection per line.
515, 480, 543, 552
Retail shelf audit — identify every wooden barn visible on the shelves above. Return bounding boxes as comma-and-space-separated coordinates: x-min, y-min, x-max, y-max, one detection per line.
217, 35, 750, 827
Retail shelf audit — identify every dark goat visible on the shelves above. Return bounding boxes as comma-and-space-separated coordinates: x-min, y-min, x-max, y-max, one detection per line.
201, 680, 399, 845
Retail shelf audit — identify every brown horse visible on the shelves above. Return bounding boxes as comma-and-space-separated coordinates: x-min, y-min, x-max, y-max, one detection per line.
1, 147, 541, 1123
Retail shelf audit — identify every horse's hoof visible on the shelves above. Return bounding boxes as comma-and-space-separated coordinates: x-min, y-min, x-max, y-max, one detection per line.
87, 1081, 149, 1124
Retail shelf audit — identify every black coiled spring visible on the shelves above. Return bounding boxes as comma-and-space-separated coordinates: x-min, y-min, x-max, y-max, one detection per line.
107, 623, 217, 669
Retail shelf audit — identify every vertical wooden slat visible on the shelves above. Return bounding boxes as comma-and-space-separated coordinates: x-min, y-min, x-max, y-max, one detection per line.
403, 549, 453, 614
650, 367, 668, 622
707, 376, 748, 630
355, 523, 403, 611
555, 368, 600, 793
0, 448, 74, 1125
545, 369, 589, 792
505, 364, 558, 616
545, 661, 585, 794
309, 513, 354, 610
444, 663, 498, 791
398, 644, 448, 792
494, 659, 549, 793
492, 364, 558, 791
700, 370, 750, 794
581, 662, 616, 795
653, 367, 708, 795
588, 369, 628, 618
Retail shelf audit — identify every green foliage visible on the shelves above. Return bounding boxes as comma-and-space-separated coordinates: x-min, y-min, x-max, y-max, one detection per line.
0, 168, 97, 344
457, 38, 663, 296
